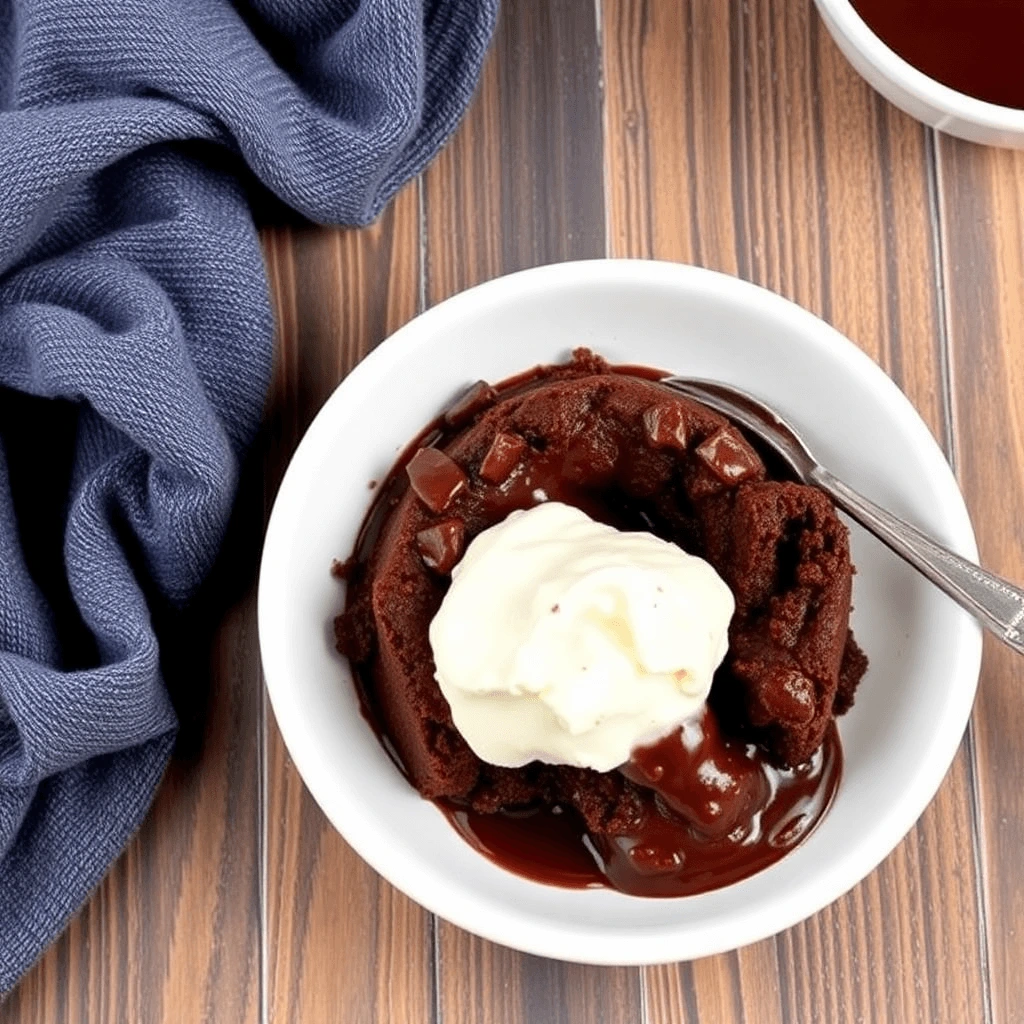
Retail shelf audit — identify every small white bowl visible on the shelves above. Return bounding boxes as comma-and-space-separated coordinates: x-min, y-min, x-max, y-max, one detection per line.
258, 260, 982, 964
815, 0, 1024, 148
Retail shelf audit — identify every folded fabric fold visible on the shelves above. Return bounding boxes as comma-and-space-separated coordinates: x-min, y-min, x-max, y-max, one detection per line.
0, 0, 498, 992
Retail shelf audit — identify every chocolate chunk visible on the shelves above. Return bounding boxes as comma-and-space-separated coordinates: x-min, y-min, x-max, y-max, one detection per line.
444, 381, 499, 428
642, 403, 689, 450
406, 448, 468, 513
479, 431, 527, 484
695, 426, 761, 485
758, 667, 817, 725
416, 519, 466, 574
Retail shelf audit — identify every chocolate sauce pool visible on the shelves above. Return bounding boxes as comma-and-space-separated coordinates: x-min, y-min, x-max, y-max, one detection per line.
341, 361, 846, 898
853, 0, 1024, 110
441, 715, 840, 897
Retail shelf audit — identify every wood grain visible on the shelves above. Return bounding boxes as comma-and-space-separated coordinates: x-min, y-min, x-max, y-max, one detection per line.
602, 1, 989, 1022
936, 137, 1024, 1024
260, 186, 436, 1024
422, 1, 643, 1021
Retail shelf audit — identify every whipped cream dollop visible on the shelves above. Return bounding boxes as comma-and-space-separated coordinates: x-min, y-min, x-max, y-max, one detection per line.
428, 502, 735, 772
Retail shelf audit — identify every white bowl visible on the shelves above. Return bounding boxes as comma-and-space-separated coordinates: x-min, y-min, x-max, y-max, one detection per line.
258, 259, 982, 964
815, 0, 1024, 148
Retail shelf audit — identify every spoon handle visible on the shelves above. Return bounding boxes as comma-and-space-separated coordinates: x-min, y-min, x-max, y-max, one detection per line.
810, 467, 1024, 655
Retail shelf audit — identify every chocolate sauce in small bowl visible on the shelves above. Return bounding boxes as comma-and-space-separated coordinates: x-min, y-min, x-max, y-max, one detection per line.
852, 0, 1024, 110
440, 713, 841, 898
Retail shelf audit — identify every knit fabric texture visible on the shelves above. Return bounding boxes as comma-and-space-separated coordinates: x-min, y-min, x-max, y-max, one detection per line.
0, 0, 498, 991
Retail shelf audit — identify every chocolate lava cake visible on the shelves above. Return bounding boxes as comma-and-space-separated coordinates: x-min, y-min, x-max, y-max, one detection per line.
336, 350, 868, 841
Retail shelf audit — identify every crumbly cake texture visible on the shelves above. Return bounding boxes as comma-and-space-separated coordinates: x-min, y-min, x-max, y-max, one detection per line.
336, 350, 867, 836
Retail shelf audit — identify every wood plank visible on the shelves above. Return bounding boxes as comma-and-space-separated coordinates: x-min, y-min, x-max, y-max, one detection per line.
423, 1, 643, 1020
602, 1, 989, 1022
936, 136, 1024, 1024
0, 453, 265, 1024
260, 186, 435, 1024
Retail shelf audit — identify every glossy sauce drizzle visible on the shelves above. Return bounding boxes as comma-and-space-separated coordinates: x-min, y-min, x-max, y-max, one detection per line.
440, 713, 841, 898
853, 0, 1024, 109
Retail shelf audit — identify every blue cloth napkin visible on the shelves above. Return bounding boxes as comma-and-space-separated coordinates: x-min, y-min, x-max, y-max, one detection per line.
0, 0, 498, 991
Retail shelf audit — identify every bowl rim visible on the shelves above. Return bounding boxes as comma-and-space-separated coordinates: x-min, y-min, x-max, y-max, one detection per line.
258, 258, 983, 964
814, 0, 1024, 131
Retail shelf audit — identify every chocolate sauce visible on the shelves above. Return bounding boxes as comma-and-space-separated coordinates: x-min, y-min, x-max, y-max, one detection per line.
440, 800, 604, 890
442, 715, 841, 898
853, 0, 1024, 109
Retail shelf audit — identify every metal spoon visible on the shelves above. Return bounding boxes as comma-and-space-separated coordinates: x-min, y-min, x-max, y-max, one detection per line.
661, 376, 1024, 655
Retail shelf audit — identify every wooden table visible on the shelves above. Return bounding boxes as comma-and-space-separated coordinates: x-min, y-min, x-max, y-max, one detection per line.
4, 1, 1023, 1021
